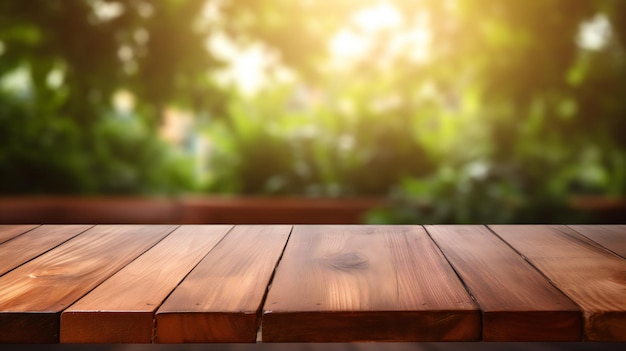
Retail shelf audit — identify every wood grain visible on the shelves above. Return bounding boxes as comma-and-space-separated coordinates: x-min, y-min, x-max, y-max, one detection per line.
490, 225, 626, 341
0, 225, 38, 244
155, 225, 291, 343
0, 225, 93, 276
0, 225, 176, 343
60, 225, 232, 343
569, 225, 626, 258
262, 225, 480, 342
426, 225, 581, 341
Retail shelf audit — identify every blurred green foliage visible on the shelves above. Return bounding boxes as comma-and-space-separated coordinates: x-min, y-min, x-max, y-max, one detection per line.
0, 0, 213, 194
206, 85, 435, 196
0, 0, 625, 222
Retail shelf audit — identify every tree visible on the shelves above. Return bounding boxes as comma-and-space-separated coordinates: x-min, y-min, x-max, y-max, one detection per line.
1, 0, 624, 215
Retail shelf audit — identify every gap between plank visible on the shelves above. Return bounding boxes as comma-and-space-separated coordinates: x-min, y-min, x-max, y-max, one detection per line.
0, 225, 95, 279
566, 225, 625, 260
255, 225, 295, 343
0, 224, 41, 245
484, 225, 585, 328
68, 225, 182, 309
485, 225, 562, 289
57, 225, 181, 343
423, 226, 483, 322
9, 224, 182, 344
150, 224, 235, 343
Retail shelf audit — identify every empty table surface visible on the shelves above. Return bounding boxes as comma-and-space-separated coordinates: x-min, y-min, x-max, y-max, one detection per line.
0, 224, 624, 343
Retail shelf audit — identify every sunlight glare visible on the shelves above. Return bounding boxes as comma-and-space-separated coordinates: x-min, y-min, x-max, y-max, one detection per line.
390, 19, 432, 63
353, 1, 403, 33
88, 0, 124, 23
329, 2, 404, 63
329, 3, 432, 67
231, 46, 272, 96
202, 0, 224, 24
1, 67, 31, 94
113, 90, 135, 113
329, 29, 370, 61
210, 41, 276, 96
46, 69, 64, 89
577, 13, 612, 51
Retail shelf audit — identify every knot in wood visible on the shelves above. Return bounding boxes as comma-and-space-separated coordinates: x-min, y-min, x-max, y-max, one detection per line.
326, 252, 369, 272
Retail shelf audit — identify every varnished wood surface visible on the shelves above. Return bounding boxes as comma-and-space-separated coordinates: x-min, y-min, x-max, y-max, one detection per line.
0, 225, 93, 276
155, 225, 291, 343
60, 225, 232, 343
490, 225, 626, 341
0, 224, 624, 343
569, 225, 626, 258
425, 225, 581, 341
0, 225, 176, 343
0, 224, 38, 244
262, 225, 479, 342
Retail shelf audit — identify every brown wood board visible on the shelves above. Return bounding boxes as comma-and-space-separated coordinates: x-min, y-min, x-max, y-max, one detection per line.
0, 225, 93, 276
425, 225, 581, 341
262, 225, 480, 342
0, 224, 176, 343
569, 225, 626, 259
0, 225, 38, 244
155, 225, 291, 343
489, 225, 626, 341
60, 225, 232, 343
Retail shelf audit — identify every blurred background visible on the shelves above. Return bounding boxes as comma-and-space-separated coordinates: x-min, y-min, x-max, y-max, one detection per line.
1, 0, 625, 224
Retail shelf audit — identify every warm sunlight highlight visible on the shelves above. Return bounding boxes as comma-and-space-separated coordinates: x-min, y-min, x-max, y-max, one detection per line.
353, 1, 403, 32
329, 1, 432, 67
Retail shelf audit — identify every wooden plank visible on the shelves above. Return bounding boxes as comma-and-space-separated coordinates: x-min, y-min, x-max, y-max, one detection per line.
490, 225, 626, 342
262, 225, 480, 342
155, 225, 291, 343
60, 225, 232, 343
569, 225, 626, 259
425, 225, 581, 341
0, 225, 176, 343
0, 225, 93, 276
0, 225, 38, 244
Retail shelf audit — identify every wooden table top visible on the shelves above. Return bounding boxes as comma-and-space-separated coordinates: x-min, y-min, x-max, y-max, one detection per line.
0, 224, 624, 344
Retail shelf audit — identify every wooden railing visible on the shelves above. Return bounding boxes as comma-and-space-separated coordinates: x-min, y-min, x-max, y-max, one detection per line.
0, 196, 384, 224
